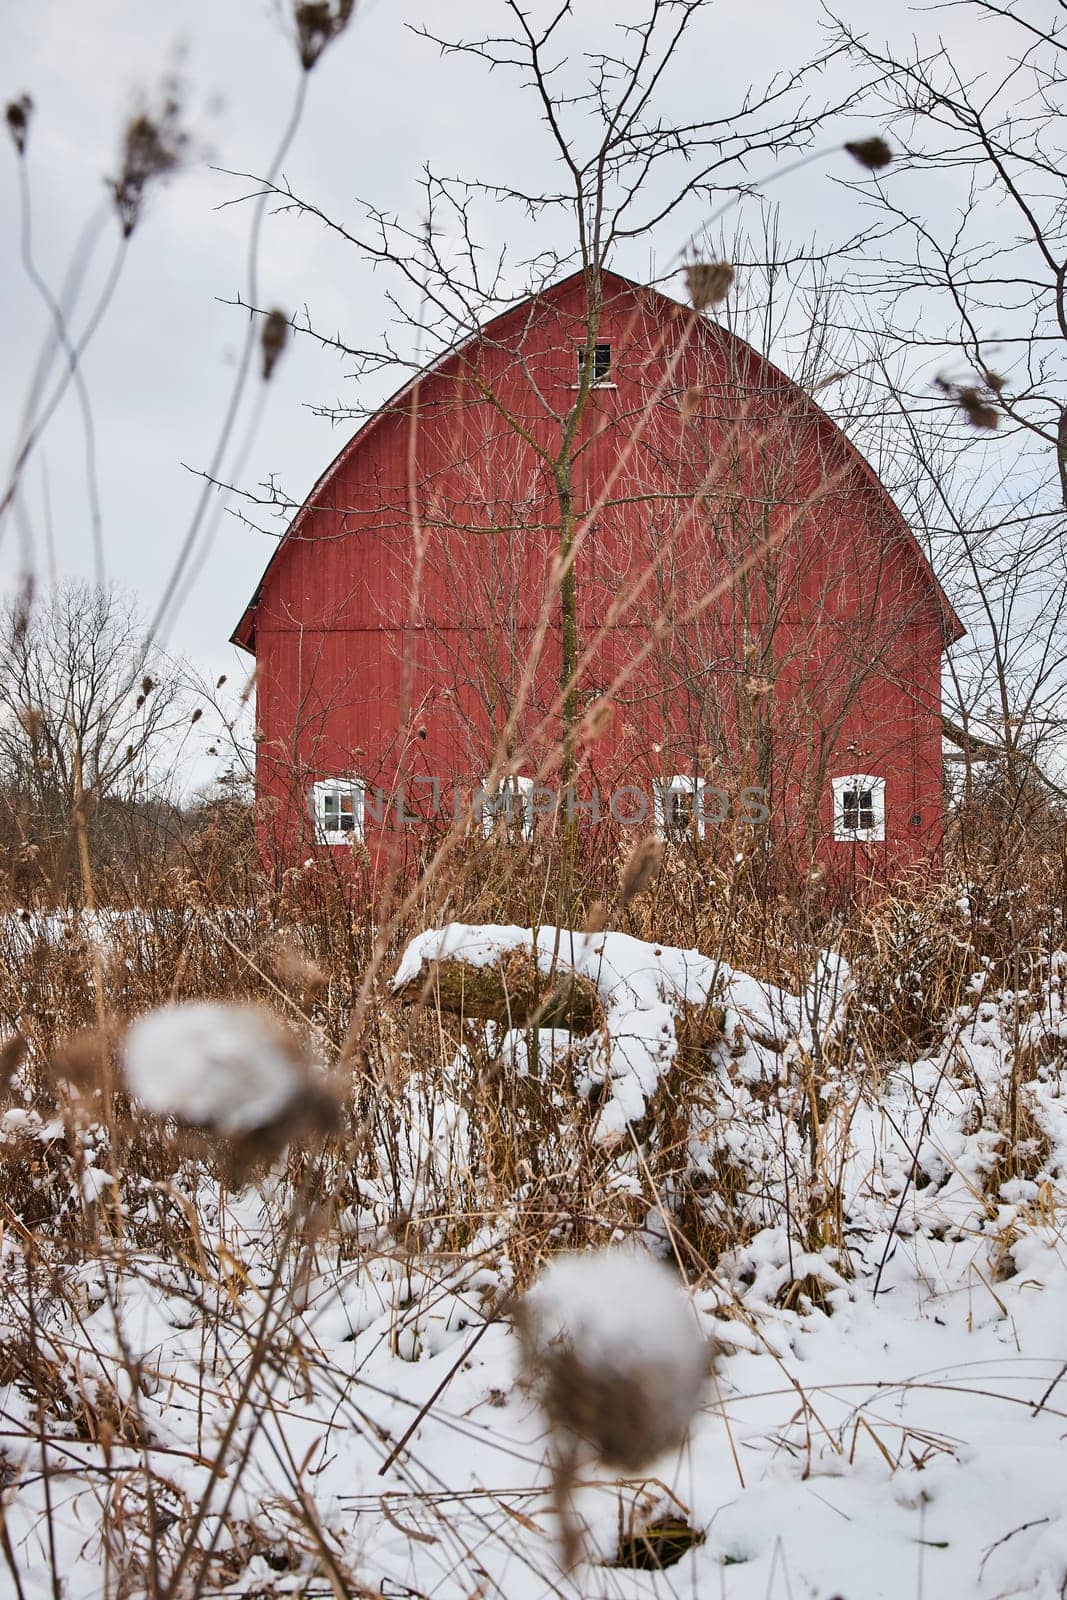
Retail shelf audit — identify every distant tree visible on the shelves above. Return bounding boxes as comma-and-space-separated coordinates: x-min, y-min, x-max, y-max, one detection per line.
0, 582, 188, 899
828, 2, 1067, 802
176, 764, 258, 901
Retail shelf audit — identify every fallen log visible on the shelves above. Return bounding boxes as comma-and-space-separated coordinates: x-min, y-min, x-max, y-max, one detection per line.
393, 950, 601, 1032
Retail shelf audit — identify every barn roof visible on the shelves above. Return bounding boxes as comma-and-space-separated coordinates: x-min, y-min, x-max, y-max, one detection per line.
231, 266, 965, 652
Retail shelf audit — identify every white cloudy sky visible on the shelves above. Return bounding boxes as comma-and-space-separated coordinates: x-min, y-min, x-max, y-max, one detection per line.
0, 0, 1025, 785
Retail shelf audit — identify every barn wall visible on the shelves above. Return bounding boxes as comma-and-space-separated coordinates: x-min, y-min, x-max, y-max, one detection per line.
247, 272, 952, 883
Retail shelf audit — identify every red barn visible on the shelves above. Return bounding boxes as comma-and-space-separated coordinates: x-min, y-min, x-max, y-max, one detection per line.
232, 268, 963, 884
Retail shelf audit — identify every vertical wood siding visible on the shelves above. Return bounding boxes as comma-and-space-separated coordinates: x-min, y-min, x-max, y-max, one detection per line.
244, 271, 958, 882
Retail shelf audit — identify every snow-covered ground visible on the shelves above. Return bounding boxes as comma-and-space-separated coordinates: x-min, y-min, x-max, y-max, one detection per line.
3, 926, 1067, 1598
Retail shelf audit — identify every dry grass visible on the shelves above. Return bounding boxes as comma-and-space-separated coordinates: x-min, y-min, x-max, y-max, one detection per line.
0, 787, 1063, 1593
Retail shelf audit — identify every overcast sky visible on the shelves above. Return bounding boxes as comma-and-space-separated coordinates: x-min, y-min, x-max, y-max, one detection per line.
1, 0, 1018, 788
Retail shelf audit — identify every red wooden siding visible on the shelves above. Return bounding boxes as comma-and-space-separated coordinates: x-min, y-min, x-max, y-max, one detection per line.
235, 269, 961, 883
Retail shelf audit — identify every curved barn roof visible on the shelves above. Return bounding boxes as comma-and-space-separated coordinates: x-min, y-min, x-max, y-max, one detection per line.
231, 267, 965, 652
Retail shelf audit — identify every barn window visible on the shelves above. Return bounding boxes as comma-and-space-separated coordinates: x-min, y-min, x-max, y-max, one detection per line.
576, 342, 613, 386
656, 775, 706, 840
831, 774, 885, 843
311, 779, 365, 845
481, 774, 536, 840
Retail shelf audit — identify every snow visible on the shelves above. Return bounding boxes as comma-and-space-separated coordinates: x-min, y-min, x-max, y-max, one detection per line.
517, 1248, 709, 1469
393, 922, 827, 1140
5, 926, 1067, 1597
122, 999, 307, 1134
520, 1247, 707, 1383
80, 1164, 115, 1204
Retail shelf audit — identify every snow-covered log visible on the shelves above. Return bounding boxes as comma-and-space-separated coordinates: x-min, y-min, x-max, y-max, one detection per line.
392, 949, 600, 1030
391, 923, 840, 1141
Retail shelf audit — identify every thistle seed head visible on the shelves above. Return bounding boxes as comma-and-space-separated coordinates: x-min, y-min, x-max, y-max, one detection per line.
6, 95, 32, 156
619, 835, 664, 907
294, 0, 356, 71
957, 386, 1000, 431
936, 374, 1001, 431
110, 88, 189, 237
515, 1249, 709, 1474
261, 309, 289, 381
844, 137, 893, 172
684, 261, 734, 311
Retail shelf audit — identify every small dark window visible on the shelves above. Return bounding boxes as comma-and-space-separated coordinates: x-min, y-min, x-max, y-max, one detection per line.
666, 786, 696, 835
323, 791, 357, 832
842, 788, 875, 832
579, 343, 613, 384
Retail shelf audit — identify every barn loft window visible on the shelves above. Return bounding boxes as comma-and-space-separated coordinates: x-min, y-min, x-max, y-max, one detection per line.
656, 775, 706, 840
831, 774, 885, 843
481, 774, 536, 840
311, 779, 365, 845
576, 342, 613, 386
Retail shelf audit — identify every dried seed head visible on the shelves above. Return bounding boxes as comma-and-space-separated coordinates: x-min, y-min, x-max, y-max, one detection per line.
0, 1034, 27, 1099
216, 673, 228, 689
262, 933, 328, 1001
122, 999, 314, 1138
582, 899, 607, 934
141, 676, 154, 696
6, 95, 32, 156
190, 707, 202, 724
684, 261, 734, 311
51, 1027, 114, 1093
227, 1084, 339, 1183
957, 386, 1000, 431
844, 137, 893, 172
110, 88, 189, 237
11, 576, 34, 645
515, 1250, 709, 1474
17, 704, 43, 742
619, 834, 664, 906
680, 385, 703, 422
580, 697, 614, 742
261, 308, 289, 381
936, 374, 1000, 430
294, 0, 356, 70
743, 674, 775, 699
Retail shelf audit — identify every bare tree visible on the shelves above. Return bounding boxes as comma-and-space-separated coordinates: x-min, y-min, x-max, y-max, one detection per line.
0, 582, 189, 897
827, 2, 1067, 794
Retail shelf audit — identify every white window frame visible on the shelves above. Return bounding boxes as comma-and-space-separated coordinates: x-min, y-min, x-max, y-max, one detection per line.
481, 774, 536, 841
832, 774, 885, 843
655, 774, 707, 840
311, 778, 365, 845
